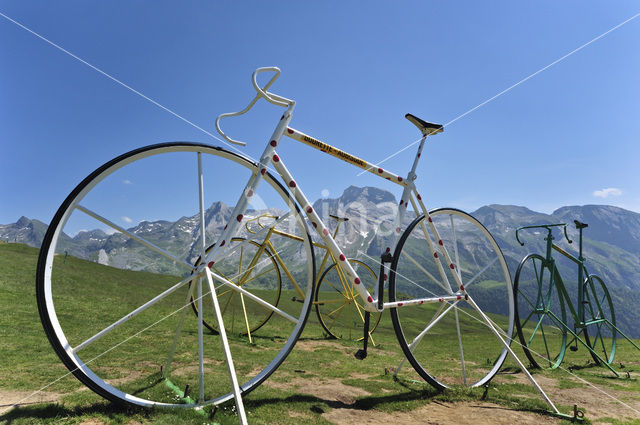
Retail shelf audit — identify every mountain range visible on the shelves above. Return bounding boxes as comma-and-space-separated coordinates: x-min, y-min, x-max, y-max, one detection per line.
3, 186, 640, 336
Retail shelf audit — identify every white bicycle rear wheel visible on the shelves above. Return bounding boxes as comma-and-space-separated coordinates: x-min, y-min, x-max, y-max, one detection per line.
390, 208, 514, 389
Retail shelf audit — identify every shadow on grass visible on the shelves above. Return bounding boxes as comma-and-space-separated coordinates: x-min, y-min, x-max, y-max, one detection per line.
0, 402, 136, 424
244, 382, 440, 413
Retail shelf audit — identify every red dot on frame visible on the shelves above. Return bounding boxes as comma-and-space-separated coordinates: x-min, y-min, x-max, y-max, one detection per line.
260, 168, 266, 175
398, 302, 403, 307
450, 263, 455, 270
417, 194, 422, 200
287, 128, 294, 134
207, 261, 214, 268
270, 140, 277, 147
397, 176, 403, 182
306, 206, 313, 213
323, 228, 329, 236
383, 274, 388, 281
312, 222, 317, 228
247, 190, 254, 197
428, 217, 433, 222
220, 240, 226, 247
378, 168, 383, 173
367, 296, 373, 302
439, 240, 443, 246
273, 154, 280, 162
433, 253, 438, 258
339, 254, 346, 261
237, 214, 243, 222
289, 181, 296, 188
355, 278, 361, 285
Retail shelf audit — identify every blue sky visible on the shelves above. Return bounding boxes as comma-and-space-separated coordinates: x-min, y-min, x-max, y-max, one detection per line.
1, 1, 639, 231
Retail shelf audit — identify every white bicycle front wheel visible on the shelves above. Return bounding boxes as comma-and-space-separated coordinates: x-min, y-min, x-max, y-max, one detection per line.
389, 208, 514, 389
36, 142, 315, 408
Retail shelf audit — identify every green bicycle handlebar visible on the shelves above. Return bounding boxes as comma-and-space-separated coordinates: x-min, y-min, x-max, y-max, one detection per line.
515, 223, 573, 246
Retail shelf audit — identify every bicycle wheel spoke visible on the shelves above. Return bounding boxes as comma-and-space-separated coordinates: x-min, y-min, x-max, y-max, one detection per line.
164, 284, 196, 377
210, 271, 298, 323
324, 303, 348, 330
401, 250, 452, 294
333, 262, 357, 299
76, 204, 193, 271
519, 289, 538, 311
408, 301, 458, 351
454, 308, 467, 385
539, 323, 552, 368
220, 290, 235, 316
240, 266, 276, 286
527, 313, 545, 347
324, 279, 350, 300
521, 309, 536, 329
73, 273, 197, 353
463, 257, 497, 291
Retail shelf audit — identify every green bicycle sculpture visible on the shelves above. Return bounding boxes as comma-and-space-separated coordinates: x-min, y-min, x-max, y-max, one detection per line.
514, 220, 640, 373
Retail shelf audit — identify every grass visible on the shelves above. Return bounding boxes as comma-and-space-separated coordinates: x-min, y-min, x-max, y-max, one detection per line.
1, 243, 640, 424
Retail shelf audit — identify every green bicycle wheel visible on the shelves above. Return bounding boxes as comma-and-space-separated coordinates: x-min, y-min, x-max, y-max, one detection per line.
583, 274, 617, 365
514, 254, 567, 369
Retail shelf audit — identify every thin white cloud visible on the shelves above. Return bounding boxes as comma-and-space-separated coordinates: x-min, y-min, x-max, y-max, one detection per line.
123, 179, 132, 185
121, 216, 133, 224
593, 188, 622, 198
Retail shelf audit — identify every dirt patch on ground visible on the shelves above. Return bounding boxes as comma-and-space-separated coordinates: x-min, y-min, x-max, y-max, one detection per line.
0, 389, 61, 409
265, 375, 370, 405
269, 370, 640, 424
266, 374, 561, 424
322, 400, 560, 425
502, 372, 640, 422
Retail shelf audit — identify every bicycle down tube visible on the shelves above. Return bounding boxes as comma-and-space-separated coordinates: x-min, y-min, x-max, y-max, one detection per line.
207, 119, 468, 315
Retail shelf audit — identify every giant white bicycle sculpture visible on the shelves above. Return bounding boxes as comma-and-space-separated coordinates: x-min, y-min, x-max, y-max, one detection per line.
37, 67, 569, 422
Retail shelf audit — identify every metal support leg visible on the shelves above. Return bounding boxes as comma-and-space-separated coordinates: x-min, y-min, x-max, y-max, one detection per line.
205, 268, 248, 424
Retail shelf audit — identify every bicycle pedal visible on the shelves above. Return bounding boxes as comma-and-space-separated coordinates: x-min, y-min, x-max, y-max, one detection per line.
354, 349, 367, 360
569, 345, 578, 352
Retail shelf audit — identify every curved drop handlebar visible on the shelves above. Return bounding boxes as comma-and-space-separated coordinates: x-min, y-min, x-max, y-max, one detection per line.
215, 67, 295, 146
515, 223, 572, 246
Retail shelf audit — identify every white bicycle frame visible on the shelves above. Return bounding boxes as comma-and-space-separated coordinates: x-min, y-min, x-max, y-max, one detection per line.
208, 67, 565, 421
211, 67, 467, 314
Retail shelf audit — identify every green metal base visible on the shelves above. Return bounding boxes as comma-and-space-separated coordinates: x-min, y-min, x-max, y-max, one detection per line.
550, 404, 586, 422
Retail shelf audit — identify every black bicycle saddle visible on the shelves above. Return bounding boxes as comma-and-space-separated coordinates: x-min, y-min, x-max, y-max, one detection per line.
405, 113, 443, 136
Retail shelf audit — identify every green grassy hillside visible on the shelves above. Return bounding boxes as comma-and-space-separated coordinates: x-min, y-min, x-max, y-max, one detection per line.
1, 243, 639, 424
